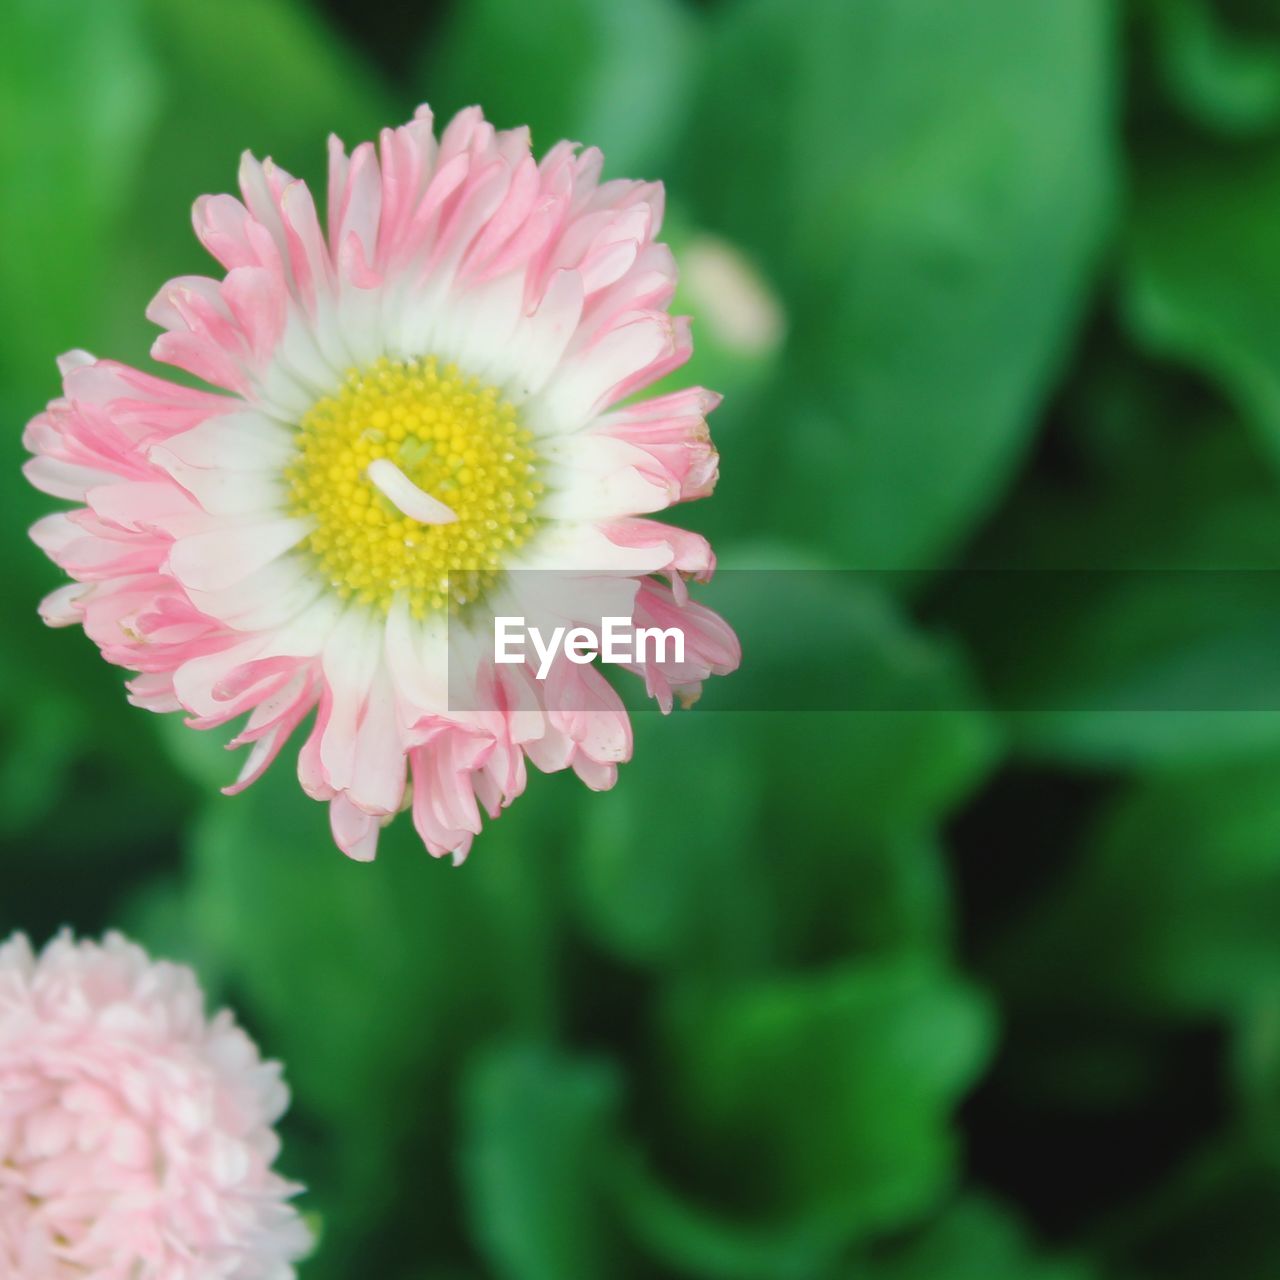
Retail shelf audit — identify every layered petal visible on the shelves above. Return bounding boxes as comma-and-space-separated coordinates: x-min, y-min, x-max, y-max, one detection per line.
0, 931, 309, 1279
23, 103, 736, 864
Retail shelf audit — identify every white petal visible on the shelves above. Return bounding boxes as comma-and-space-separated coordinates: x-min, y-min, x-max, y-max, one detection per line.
385, 598, 451, 714
168, 517, 313, 592
173, 636, 271, 717
154, 410, 295, 471
538, 435, 673, 520
23, 457, 115, 501
155, 465, 285, 518
526, 315, 670, 433
367, 458, 456, 524
318, 607, 384, 791
350, 666, 407, 813
503, 270, 585, 403
186, 555, 326, 632
512, 521, 673, 575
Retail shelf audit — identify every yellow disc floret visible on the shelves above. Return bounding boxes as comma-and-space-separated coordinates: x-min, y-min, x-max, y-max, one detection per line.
286, 356, 543, 616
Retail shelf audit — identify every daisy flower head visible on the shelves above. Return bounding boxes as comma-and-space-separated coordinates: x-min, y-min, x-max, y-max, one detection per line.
0, 930, 309, 1279
24, 105, 739, 862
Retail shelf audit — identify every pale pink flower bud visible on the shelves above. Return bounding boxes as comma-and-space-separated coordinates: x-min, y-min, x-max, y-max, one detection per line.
0, 931, 310, 1278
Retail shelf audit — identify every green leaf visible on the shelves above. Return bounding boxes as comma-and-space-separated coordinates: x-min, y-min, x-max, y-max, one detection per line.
1104, 1138, 1280, 1280
610, 1150, 842, 1280
656, 959, 994, 1252
1147, 0, 1280, 136
1231, 985, 1280, 1132
681, 0, 1117, 567
418, 0, 698, 176
151, 714, 242, 793
461, 1046, 625, 1280
0, 0, 165, 821
142, 0, 391, 170
938, 406, 1280, 768
1000, 755, 1280, 1018
184, 766, 569, 1276
572, 566, 995, 976
1126, 141, 1280, 467
574, 715, 964, 978
0, 0, 159, 399
847, 1196, 1097, 1280
999, 564, 1280, 769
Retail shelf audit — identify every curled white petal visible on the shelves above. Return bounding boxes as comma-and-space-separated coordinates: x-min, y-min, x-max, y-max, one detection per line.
366, 457, 458, 524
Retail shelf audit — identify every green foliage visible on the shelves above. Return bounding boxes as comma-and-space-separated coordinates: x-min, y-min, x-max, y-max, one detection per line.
461, 1046, 625, 1280
846, 1196, 1096, 1280
1001, 753, 1280, 1019
0, 0, 164, 844
1144, 0, 1280, 137
0, 0, 158, 397
679, 0, 1118, 568
1128, 143, 1280, 467
174, 765, 567, 1276
420, 0, 697, 176
5, 0, 1280, 1277
658, 960, 993, 1244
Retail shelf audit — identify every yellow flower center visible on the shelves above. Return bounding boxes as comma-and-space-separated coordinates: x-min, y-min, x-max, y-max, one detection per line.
286, 356, 543, 616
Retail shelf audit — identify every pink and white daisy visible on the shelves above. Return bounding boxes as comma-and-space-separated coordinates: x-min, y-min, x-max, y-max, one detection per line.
0, 930, 310, 1279
24, 105, 739, 862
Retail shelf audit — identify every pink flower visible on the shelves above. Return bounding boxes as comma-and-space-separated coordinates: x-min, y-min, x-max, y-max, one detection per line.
24, 105, 739, 863
0, 931, 310, 1279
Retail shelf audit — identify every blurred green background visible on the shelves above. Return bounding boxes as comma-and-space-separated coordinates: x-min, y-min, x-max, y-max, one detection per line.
5, 0, 1280, 1275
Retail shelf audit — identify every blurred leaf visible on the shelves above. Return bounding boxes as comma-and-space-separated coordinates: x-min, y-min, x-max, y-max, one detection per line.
1231, 985, 1280, 1131
0, 0, 168, 837
682, 0, 1117, 567
0, 588, 194, 853
0, 0, 159, 398
656, 959, 994, 1252
461, 1045, 625, 1280
997, 566, 1280, 769
573, 566, 994, 976
0, 692, 83, 837
419, 0, 697, 176
185, 766, 568, 1277
936, 407, 1280, 768
706, 558, 991, 720
1010, 709, 1280, 773
152, 714, 242, 793
1126, 141, 1280, 467
1148, 0, 1280, 135
143, 0, 392, 168
574, 715, 964, 978
999, 754, 1280, 1018
847, 1195, 1097, 1280
1103, 1138, 1280, 1280
611, 1151, 840, 1280
571, 713, 762, 975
